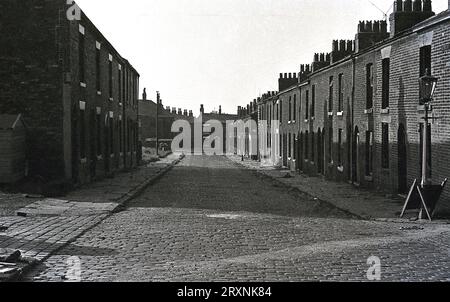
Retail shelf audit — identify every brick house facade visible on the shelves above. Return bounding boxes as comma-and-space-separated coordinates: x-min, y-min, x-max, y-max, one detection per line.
0, 0, 140, 186
243, 1, 450, 212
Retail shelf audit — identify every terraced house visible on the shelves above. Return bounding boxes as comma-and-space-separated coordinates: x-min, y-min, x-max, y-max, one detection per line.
0, 0, 140, 186
241, 0, 450, 212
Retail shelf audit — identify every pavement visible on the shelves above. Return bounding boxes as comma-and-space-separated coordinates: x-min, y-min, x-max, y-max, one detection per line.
0, 153, 183, 281
227, 155, 450, 223
20, 155, 450, 282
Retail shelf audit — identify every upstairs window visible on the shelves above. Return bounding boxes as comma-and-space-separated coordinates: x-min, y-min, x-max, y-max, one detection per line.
293, 94, 297, 122
366, 63, 373, 109
311, 85, 316, 118
329, 76, 334, 112
338, 129, 343, 166
78, 32, 85, 84
382, 59, 390, 109
108, 58, 113, 99
419, 45, 432, 100
95, 47, 101, 91
338, 74, 344, 112
305, 90, 309, 120
289, 97, 292, 122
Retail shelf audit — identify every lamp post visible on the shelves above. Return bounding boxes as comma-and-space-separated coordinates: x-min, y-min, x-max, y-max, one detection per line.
419, 69, 438, 188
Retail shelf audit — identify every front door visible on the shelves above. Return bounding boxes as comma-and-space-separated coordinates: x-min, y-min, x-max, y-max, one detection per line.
398, 124, 408, 194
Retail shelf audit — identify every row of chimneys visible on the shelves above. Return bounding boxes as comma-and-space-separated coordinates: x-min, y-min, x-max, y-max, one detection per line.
238, 91, 278, 117
165, 106, 193, 117
394, 0, 432, 12
276, 0, 436, 92
200, 104, 222, 115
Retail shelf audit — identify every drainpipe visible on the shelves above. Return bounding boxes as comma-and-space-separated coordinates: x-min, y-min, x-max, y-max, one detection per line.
350, 56, 356, 183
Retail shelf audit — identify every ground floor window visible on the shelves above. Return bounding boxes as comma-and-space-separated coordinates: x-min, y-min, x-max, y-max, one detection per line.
365, 130, 373, 176
381, 123, 389, 169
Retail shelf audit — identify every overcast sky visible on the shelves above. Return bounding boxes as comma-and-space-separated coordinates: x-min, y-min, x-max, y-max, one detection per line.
76, 0, 448, 115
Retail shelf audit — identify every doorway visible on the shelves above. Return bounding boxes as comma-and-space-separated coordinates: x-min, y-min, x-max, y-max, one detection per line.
352, 127, 360, 183
398, 124, 408, 194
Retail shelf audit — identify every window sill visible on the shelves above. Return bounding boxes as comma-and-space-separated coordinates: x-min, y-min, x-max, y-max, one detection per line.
328, 112, 333, 117
80, 158, 87, 164
119, 102, 123, 107
337, 111, 344, 117
337, 165, 344, 173
109, 97, 114, 102
381, 108, 390, 114
97, 91, 102, 96
364, 108, 373, 114
365, 175, 374, 182
97, 155, 103, 161
110, 154, 115, 158
80, 82, 87, 88
304, 119, 309, 123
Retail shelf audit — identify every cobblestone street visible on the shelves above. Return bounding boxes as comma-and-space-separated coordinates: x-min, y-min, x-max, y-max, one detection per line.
23, 156, 450, 282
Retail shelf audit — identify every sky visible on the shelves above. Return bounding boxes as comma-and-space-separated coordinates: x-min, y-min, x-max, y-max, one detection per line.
75, 0, 448, 115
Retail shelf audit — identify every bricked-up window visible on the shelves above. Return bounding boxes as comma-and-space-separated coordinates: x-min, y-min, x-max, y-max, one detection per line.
382, 59, 390, 109
293, 94, 297, 122
365, 131, 374, 176
109, 59, 113, 99
366, 63, 373, 109
95, 114, 101, 158
328, 127, 333, 163
329, 76, 334, 112
338, 74, 344, 112
338, 129, 343, 166
80, 110, 86, 159
381, 123, 389, 168
305, 131, 309, 160
79, 33, 85, 84
305, 90, 309, 120
311, 85, 316, 118
96, 48, 101, 91
419, 123, 432, 178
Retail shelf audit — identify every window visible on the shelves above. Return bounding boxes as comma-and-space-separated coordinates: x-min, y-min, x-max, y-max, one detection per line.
381, 123, 389, 169
382, 59, 390, 109
95, 47, 101, 91
305, 131, 309, 160
338, 74, 344, 112
279, 101, 282, 123
293, 94, 297, 122
109, 59, 113, 99
338, 129, 343, 166
289, 97, 292, 122
110, 117, 114, 156
79, 32, 85, 83
366, 64, 373, 109
419, 123, 432, 178
311, 85, 316, 118
80, 109, 86, 159
328, 127, 333, 163
419, 45, 432, 99
288, 133, 292, 158
96, 113, 102, 157
305, 90, 309, 120
365, 131, 374, 176
293, 134, 296, 160
118, 67, 122, 103
329, 76, 334, 112
311, 132, 315, 162
119, 118, 123, 153
420, 46, 432, 77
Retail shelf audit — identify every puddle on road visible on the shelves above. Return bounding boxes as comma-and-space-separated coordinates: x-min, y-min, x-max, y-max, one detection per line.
206, 214, 244, 220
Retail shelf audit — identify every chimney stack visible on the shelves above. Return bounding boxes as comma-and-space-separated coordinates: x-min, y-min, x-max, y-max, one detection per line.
178, 108, 182, 115
219, 105, 222, 115
172, 107, 177, 114
142, 88, 147, 101
183, 109, 188, 116
189, 110, 193, 117
200, 104, 204, 115
389, 0, 434, 37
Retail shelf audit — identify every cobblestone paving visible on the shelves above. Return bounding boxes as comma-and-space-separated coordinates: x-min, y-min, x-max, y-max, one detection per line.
24, 156, 450, 282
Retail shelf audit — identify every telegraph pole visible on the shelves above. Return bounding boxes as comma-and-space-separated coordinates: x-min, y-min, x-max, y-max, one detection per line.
156, 91, 160, 157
